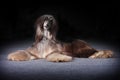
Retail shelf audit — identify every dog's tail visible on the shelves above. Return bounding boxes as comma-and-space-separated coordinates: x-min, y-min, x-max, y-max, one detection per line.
89, 50, 113, 58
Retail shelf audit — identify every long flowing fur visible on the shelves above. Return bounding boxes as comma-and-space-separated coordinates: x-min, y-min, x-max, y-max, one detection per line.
7, 14, 113, 62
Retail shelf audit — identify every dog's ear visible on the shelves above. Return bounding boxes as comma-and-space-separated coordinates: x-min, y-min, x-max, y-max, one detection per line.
50, 17, 58, 40
34, 25, 43, 45
32, 15, 45, 46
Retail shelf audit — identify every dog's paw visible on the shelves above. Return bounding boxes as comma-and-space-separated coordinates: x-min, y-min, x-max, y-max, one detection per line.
8, 50, 31, 61
89, 50, 113, 58
46, 53, 72, 62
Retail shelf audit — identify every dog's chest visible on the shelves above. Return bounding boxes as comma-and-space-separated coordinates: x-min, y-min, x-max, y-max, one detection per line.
37, 39, 56, 58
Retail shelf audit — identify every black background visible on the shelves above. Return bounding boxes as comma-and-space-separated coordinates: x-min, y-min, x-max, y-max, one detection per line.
0, 3, 119, 45
0, 2, 119, 80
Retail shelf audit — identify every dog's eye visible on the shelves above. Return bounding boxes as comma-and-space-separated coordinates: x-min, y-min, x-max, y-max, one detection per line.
49, 17, 53, 21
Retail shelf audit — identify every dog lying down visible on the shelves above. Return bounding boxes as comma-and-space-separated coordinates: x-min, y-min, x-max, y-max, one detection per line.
7, 14, 113, 62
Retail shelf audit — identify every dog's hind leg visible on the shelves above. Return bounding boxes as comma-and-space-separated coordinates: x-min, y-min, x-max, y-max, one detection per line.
89, 50, 113, 58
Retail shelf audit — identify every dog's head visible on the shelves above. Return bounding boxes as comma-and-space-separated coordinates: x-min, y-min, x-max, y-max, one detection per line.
35, 15, 58, 43
43, 15, 54, 30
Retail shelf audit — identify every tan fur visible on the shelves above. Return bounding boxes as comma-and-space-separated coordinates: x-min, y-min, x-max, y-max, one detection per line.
8, 50, 31, 61
89, 50, 113, 58
46, 52, 72, 62
7, 14, 113, 62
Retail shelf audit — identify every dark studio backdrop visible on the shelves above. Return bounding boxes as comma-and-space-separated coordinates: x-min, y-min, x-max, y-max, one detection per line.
0, 2, 119, 80
0, 3, 119, 45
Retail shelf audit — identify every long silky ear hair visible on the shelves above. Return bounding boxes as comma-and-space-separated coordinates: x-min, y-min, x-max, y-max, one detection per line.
33, 16, 44, 46
50, 15, 58, 40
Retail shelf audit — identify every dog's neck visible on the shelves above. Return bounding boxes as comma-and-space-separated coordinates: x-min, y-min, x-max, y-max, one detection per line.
43, 30, 52, 39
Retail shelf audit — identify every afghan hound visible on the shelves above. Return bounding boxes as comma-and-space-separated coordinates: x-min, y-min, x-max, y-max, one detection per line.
8, 14, 113, 62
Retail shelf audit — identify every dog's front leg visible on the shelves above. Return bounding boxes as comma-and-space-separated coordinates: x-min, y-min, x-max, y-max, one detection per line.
7, 47, 40, 61
46, 51, 73, 62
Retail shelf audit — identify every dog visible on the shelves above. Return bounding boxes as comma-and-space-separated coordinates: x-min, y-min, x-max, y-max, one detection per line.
8, 14, 113, 62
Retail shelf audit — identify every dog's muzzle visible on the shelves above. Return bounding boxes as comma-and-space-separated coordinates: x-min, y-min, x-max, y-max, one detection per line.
43, 18, 53, 30
43, 20, 49, 29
